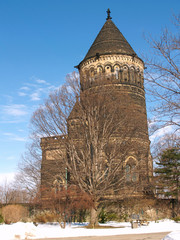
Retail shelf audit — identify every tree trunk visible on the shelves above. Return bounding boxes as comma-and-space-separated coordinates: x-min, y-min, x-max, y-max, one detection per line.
58, 216, 66, 229
177, 194, 180, 215
89, 206, 99, 228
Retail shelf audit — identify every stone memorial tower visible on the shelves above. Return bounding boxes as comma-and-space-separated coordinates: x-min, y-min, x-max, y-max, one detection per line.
41, 9, 153, 198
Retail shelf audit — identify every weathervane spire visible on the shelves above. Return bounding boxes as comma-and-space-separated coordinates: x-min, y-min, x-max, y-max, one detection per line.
106, 8, 112, 20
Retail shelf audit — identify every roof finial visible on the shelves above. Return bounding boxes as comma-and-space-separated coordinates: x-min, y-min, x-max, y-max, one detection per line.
106, 8, 112, 20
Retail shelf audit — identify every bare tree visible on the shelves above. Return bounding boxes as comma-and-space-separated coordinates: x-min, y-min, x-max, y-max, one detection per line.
151, 133, 180, 159
31, 72, 148, 226
144, 14, 180, 132
14, 136, 41, 201
0, 180, 28, 204
35, 185, 93, 227
0, 180, 13, 204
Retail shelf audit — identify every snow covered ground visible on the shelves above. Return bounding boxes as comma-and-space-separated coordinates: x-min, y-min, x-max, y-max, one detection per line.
0, 219, 179, 240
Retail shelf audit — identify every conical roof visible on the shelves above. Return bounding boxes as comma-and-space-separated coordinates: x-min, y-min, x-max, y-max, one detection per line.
82, 18, 136, 62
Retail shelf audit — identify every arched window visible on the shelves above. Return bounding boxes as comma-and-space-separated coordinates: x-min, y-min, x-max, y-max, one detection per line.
125, 157, 138, 182
90, 69, 94, 77
53, 175, 65, 193
130, 67, 135, 83
105, 65, 111, 73
123, 66, 129, 82
125, 164, 137, 182
136, 68, 140, 85
137, 70, 141, 86
89, 69, 95, 86
97, 66, 103, 74
115, 67, 119, 79
125, 164, 131, 182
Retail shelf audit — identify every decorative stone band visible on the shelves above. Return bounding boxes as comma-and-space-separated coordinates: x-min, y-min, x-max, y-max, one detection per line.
79, 54, 145, 91
79, 54, 144, 70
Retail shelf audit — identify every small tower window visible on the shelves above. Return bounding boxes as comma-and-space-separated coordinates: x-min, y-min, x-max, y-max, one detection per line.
97, 66, 103, 74
130, 68, 135, 83
123, 66, 129, 82
90, 69, 95, 84
115, 67, 119, 79
105, 65, 111, 73
91, 70, 94, 77
138, 73, 141, 85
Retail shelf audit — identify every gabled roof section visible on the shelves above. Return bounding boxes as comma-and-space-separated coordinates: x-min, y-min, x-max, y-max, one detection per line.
82, 18, 136, 62
68, 101, 80, 120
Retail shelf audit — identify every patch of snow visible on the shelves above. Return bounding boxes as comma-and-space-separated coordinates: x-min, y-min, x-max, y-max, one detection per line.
163, 231, 180, 240
0, 219, 179, 240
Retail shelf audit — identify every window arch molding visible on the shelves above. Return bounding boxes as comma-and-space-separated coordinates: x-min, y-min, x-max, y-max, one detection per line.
124, 156, 138, 182
97, 65, 104, 74
124, 155, 138, 165
122, 64, 130, 82
89, 66, 95, 74
112, 62, 121, 71
104, 63, 113, 73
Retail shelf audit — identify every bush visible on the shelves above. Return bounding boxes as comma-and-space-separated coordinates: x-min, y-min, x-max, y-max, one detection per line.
33, 211, 58, 223
173, 216, 180, 222
119, 213, 129, 222
2, 205, 28, 224
106, 212, 118, 221
76, 209, 87, 223
0, 214, 4, 224
98, 208, 107, 223
98, 208, 118, 223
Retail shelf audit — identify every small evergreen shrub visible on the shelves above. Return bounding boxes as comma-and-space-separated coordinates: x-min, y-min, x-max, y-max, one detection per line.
106, 212, 118, 221
98, 208, 107, 223
98, 208, 118, 223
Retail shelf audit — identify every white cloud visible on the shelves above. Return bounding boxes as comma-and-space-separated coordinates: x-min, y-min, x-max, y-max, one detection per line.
20, 86, 30, 91
18, 92, 27, 97
36, 79, 49, 85
150, 125, 174, 143
30, 92, 41, 101
3, 132, 13, 136
7, 156, 16, 160
13, 136, 27, 141
3, 132, 26, 142
19, 77, 57, 102
0, 172, 16, 185
2, 104, 28, 116
17, 129, 25, 132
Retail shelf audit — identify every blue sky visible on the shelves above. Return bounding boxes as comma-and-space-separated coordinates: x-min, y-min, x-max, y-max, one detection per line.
0, 0, 179, 182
